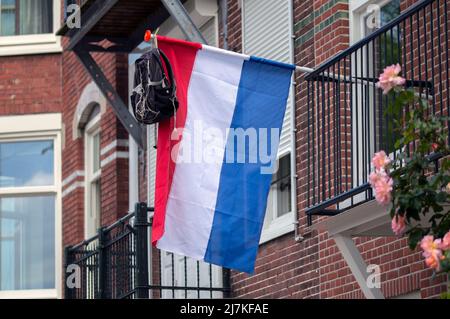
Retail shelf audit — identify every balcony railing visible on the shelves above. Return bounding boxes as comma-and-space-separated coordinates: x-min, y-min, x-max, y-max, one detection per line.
64, 203, 230, 299
305, 0, 449, 225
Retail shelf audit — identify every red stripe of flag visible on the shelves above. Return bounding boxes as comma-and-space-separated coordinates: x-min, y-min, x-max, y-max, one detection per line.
152, 36, 202, 245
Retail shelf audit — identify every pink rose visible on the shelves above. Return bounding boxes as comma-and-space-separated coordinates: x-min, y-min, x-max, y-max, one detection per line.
369, 171, 381, 186
446, 182, 450, 194
425, 256, 443, 271
420, 235, 444, 271
440, 232, 450, 251
372, 151, 390, 171
376, 64, 406, 94
374, 177, 393, 205
391, 214, 406, 236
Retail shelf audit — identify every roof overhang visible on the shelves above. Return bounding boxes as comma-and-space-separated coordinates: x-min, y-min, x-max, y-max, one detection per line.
57, 0, 204, 149
57, 0, 172, 53
312, 200, 394, 237
312, 200, 395, 299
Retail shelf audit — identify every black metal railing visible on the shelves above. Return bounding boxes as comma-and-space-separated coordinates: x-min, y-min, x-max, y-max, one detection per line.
64, 203, 231, 299
305, 0, 449, 224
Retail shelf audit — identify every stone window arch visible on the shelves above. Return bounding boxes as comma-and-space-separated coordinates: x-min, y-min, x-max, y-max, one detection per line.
72, 81, 106, 140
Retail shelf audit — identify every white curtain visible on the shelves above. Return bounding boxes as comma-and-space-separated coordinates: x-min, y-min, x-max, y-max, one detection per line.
19, 0, 52, 35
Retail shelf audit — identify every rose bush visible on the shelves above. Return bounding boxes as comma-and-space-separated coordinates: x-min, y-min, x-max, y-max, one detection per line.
370, 64, 450, 293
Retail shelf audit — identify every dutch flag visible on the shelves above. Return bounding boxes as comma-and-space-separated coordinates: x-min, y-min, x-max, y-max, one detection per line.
152, 36, 294, 274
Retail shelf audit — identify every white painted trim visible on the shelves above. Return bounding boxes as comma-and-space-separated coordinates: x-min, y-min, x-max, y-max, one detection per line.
62, 181, 84, 198
0, 0, 62, 57
62, 170, 85, 187
0, 113, 61, 134
0, 41, 62, 56
0, 289, 57, 299
0, 185, 57, 196
54, 131, 63, 299
84, 119, 101, 239
100, 139, 129, 156
312, 200, 392, 237
100, 151, 129, 168
260, 213, 295, 244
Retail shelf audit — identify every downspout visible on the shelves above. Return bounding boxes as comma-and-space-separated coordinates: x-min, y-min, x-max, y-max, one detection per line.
288, 0, 303, 242
128, 62, 139, 212
219, 0, 228, 50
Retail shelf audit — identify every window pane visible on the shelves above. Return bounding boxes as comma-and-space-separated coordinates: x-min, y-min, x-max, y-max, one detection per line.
263, 154, 292, 227
276, 155, 291, 217
86, 180, 101, 238
17, 0, 53, 35
0, 195, 55, 291
365, 0, 400, 35
0, 0, 15, 36
380, 0, 401, 26
0, 140, 54, 188
93, 133, 100, 174
0, 0, 53, 36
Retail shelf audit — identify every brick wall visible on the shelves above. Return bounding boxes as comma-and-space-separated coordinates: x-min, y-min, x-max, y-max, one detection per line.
61, 41, 130, 246
0, 54, 62, 116
223, 0, 448, 299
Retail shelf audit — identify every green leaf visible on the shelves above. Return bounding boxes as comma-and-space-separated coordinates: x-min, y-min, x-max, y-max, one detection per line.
408, 228, 424, 250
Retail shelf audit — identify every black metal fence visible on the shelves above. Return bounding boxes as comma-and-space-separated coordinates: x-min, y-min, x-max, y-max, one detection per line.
304, 0, 449, 224
64, 203, 231, 299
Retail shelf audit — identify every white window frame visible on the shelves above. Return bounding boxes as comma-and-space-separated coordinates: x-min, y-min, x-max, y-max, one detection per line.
340, 0, 401, 209
0, 0, 62, 56
0, 113, 62, 299
84, 114, 101, 239
241, 0, 296, 244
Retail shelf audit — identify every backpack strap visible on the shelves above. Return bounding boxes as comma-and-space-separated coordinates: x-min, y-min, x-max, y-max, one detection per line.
157, 49, 177, 98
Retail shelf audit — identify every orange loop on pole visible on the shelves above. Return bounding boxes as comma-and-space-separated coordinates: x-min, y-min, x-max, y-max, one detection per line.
144, 30, 152, 42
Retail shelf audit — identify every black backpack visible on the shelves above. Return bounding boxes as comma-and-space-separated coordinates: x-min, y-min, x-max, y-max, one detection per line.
131, 48, 179, 125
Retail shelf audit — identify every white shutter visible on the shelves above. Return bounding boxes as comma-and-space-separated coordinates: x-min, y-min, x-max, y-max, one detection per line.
200, 17, 218, 47
147, 125, 157, 207
242, 0, 293, 156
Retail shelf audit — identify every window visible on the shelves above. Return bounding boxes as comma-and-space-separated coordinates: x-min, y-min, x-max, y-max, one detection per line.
0, 113, 62, 299
0, 0, 53, 36
242, 0, 295, 243
84, 113, 101, 239
349, 0, 402, 196
266, 155, 292, 220
160, 252, 224, 299
0, 0, 61, 56
351, 0, 401, 44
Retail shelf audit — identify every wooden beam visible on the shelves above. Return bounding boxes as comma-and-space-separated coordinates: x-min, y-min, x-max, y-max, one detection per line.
74, 47, 144, 148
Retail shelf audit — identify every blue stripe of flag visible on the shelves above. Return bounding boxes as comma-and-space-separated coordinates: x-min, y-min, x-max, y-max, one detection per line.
204, 57, 294, 273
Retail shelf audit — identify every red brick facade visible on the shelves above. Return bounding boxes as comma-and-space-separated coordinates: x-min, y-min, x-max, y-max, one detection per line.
0, 54, 62, 116
0, 0, 448, 299
222, 0, 448, 299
